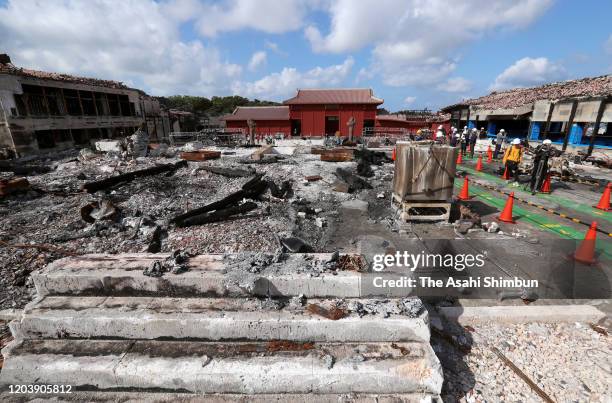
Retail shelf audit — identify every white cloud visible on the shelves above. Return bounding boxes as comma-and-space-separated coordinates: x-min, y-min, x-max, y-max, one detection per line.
306, 0, 553, 87
265, 41, 286, 55
248, 51, 267, 71
0, 0, 242, 96
403, 96, 416, 105
232, 57, 355, 99
437, 77, 472, 93
195, 0, 311, 37
605, 34, 612, 55
489, 57, 566, 90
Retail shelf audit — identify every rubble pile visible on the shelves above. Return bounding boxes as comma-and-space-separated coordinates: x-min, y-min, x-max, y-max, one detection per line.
457, 74, 612, 109
0, 142, 394, 310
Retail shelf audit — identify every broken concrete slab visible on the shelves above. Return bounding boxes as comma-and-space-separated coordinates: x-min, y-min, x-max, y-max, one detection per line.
0, 339, 442, 395
11, 296, 430, 343
438, 305, 606, 324
0, 391, 443, 402
94, 140, 123, 153
32, 253, 364, 298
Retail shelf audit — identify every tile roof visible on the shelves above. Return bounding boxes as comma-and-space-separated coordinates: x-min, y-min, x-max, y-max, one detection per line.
0, 61, 131, 90
283, 88, 383, 105
443, 75, 612, 111
222, 106, 289, 121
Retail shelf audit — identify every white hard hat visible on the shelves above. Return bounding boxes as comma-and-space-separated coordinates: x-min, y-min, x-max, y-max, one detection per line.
500, 129, 505, 132
543, 139, 552, 145
512, 138, 520, 145
481, 127, 485, 130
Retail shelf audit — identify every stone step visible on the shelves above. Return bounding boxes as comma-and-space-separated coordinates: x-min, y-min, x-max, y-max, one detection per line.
10, 296, 430, 343
33, 253, 380, 298
0, 391, 442, 402
0, 339, 443, 396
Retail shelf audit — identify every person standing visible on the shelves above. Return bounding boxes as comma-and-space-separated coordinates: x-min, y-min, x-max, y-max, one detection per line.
460, 127, 468, 155
479, 127, 487, 139
449, 128, 458, 147
529, 139, 558, 194
469, 128, 478, 158
503, 138, 523, 182
494, 129, 506, 159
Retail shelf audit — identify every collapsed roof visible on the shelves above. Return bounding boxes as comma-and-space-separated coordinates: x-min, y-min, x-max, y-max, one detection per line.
443, 75, 612, 111
0, 55, 131, 90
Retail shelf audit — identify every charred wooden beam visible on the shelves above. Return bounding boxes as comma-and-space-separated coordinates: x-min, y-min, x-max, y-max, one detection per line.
171, 174, 267, 225
81, 160, 187, 193
0, 161, 52, 175
197, 166, 254, 178
177, 201, 258, 227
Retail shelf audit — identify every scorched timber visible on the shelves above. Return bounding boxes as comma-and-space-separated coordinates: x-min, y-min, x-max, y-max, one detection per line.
81, 161, 187, 193
176, 202, 258, 227
171, 175, 267, 226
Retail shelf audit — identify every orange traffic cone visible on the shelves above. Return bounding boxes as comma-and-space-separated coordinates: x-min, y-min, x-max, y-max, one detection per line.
594, 183, 610, 211
539, 173, 552, 193
392, 147, 396, 161
573, 222, 598, 264
486, 146, 493, 163
457, 176, 471, 200
475, 155, 483, 171
497, 192, 516, 223
456, 152, 463, 165
502, 166, 510, 180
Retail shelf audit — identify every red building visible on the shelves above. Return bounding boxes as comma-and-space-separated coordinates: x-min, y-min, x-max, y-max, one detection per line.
284, 89, 383, 137
375, 114, 426, 134
222, 106, 290, 137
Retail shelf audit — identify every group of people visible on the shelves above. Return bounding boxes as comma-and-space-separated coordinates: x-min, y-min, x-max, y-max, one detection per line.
434, 125, 486, 159
434, 125, 560, 194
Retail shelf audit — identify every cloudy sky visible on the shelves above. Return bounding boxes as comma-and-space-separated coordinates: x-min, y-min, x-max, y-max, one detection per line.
1, 0, 611, 110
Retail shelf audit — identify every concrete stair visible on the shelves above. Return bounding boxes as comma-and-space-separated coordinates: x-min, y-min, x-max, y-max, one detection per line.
1, 253, 443, 401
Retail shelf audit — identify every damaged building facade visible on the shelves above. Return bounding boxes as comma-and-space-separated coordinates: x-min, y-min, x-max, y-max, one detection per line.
0, 54, 169, 157
443, 75, 612, 154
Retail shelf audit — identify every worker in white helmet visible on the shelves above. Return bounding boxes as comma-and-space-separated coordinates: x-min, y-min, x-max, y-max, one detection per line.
503, 138, 523, 182
529, 139, 559, 194
435, 126, 446, 144
493, 129, 506, 159
460, 127, 469, 156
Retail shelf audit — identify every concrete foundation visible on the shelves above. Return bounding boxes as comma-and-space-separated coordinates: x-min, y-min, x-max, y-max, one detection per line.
0, 253, 443, 399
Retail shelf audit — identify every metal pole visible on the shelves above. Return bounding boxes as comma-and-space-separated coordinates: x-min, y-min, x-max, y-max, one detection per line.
562, 100, 578, 151
587, 97, 608, 157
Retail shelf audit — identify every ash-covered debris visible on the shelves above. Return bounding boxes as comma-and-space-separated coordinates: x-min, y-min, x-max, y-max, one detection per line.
322, 353, 335, 369
224, 251, 285, 274
347, 298, 424, 318
143, 249, 190, 277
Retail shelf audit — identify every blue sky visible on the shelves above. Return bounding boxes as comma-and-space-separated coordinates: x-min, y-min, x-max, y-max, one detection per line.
0, 0, 611, 111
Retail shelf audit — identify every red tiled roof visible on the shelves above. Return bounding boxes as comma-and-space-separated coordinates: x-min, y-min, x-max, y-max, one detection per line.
222, 106, 289, 121
0, 62, 131, 90
283, 89, 383, 105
